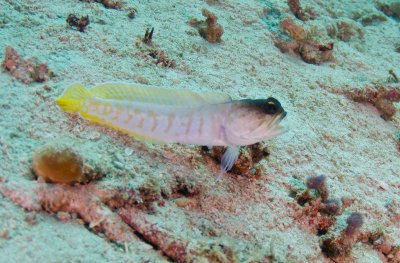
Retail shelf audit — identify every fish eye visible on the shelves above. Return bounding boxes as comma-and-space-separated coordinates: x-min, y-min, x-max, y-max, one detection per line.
264, 98, 279, 114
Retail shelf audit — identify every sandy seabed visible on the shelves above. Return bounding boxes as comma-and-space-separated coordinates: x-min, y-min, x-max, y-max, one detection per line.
0, 0, 399, 262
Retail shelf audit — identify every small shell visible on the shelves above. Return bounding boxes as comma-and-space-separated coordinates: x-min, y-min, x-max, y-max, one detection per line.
124, 148, 133, 156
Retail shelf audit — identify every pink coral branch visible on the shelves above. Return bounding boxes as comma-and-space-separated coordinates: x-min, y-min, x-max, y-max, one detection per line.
38, 184, 138, 243
0, 182, 41, 211
119, 207, 189, 262
0, 180, 138, 244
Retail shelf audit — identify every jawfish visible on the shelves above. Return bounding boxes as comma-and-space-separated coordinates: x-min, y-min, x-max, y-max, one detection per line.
56, 83, 287, 174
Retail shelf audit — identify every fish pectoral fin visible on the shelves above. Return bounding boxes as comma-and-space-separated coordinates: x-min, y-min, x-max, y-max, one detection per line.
220, 146, 240, 174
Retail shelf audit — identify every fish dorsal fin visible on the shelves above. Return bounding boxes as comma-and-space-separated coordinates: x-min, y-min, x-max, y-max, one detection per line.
90, 83, 231, 107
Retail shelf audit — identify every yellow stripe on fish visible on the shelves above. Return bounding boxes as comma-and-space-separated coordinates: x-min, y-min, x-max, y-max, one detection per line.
56, 83, 287, 173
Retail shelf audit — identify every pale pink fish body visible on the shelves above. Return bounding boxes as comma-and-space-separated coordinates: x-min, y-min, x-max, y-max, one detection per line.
84, 97, 229, 145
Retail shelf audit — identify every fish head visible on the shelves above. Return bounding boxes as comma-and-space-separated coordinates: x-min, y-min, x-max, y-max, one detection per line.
224, 97, 287, 145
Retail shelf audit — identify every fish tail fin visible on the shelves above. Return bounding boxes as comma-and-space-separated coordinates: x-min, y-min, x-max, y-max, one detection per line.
56, 83, 91, 113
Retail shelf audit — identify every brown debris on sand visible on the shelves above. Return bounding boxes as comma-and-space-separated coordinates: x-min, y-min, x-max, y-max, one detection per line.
327, 19, 364, 42
120, 206, 240, 262
294, 198, 337, 235
389, 69, 399, 83
188, 9, 224, 43
80, 0, 124, 9
66, 14, 90, 32
141, 27, 154, 45
377, 1, 400, 20
321, 213, 364, 258
288, 0, 304, 20
134, 28, 177, 68
280, 17, 307, 41
287, 0, 317, 21
148, 49, 176, 68
291, 175, 341, 234
2, 47, 52, 83
275, 38, 334, 65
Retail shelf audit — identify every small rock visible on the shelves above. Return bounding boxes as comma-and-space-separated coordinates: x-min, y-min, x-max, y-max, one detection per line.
57, 211, 71, 223
25, 213, 37, 225
114, 152, 124, 163
113, 161, 125, 170
378, 180, 388, 190
0, 229, 9, 239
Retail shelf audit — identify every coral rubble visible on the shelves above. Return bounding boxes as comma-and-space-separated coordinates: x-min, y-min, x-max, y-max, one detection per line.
147, 50, 176, 68
340, 85, 400, 120
274, 18, 334, 65
2, 47, 52, 83
0, 181, 138, 244
0, 179, 243, 262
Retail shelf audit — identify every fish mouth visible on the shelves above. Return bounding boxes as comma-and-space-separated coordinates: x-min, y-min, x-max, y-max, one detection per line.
267, 111, 286, 128
241, 111, 287, 142
279, 111, 287, 121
